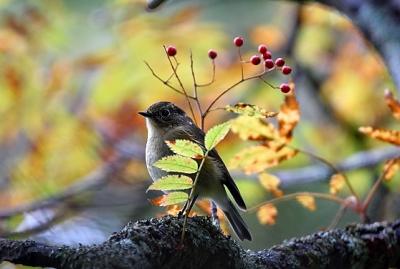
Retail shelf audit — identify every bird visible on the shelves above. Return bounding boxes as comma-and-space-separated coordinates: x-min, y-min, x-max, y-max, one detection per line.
139, 101, 252, 241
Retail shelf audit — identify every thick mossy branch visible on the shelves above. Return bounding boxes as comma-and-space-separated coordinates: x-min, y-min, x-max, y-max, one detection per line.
1, 216, 400, 269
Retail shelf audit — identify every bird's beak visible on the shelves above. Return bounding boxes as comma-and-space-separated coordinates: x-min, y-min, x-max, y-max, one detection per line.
138, 111, 152, 118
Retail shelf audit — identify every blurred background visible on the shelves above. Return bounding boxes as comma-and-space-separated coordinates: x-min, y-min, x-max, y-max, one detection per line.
0, 0, 399, 267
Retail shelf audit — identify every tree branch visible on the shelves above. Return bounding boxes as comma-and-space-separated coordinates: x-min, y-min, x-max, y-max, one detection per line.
1, 216, 399, 268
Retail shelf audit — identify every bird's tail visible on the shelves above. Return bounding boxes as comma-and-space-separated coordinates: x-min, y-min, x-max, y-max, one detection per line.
221, 199, 252, 241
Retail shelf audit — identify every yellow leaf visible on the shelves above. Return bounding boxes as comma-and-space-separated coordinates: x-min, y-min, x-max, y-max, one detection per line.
383, 157, 400, 181
278, 90, 300, 142
230, 116, 280, 142
359, 126, 400, 146
384, 89, 400, 120
257, 204, 278, 225
225, 103, 278, 118
259, 173, 283, 197
230, 145, 298, 174
329, 173, 346, 195
296, 195, 316, 211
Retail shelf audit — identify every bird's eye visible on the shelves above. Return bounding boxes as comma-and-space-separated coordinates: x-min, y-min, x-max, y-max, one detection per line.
160, 109, 170, 118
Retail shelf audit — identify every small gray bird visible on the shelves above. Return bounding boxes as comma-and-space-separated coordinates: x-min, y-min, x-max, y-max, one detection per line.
139, 101, 252, 241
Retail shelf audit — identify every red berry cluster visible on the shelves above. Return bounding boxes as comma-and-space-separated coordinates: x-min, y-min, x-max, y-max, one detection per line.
232, 37, 293, 93
165, 37, 293, 94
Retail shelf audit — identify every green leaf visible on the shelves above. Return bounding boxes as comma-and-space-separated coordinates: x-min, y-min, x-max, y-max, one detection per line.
160, 191, 189, 206
165, 139, 204, 159
154, 155, 198, 174
225, 103, 278, 118
148, 175, 193, 191
205, 121, 231, 150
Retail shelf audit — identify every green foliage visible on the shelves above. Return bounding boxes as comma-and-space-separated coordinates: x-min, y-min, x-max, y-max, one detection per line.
147, 175, 193, 191
166, 139, 204, 159
160, 191, 189, 206
154, 155, 198, 174
205, 121, 231, 150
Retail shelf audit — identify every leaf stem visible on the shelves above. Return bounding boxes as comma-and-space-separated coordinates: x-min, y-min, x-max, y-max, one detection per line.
181, 151, 209, 243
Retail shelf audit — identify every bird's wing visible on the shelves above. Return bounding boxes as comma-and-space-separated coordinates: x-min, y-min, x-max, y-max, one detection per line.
164, 125, 247, 210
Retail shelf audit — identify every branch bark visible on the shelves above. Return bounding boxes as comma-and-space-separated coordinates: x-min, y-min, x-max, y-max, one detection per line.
1, 216, 400, 269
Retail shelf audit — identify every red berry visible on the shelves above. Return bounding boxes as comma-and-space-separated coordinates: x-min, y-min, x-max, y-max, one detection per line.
234, 36, 244, 47
166, 46, 177, 57
264, 59, 274, 69
258, 44, 267, 54
280, 83, 291, 93
208, 49, 217, 60
275, 58, 285, 67
250, 55, 261, 65
282, 66, 292, 75
262, 51, 272, 59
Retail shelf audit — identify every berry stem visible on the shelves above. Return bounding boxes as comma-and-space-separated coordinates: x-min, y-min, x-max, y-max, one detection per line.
202, 69, 270, 120
259, 77, 279, 89
197, 60, 216, 87
144, 61, 196, 99
189, 51, 204, 130
163, 45, 198, 125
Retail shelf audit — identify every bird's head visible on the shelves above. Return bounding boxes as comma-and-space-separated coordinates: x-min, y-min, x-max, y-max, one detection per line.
139, 102, 194, 133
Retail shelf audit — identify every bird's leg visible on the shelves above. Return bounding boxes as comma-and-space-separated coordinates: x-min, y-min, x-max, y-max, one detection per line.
184, 194, 199, 216
178, 199, 190, 218
210, 201, 220, 228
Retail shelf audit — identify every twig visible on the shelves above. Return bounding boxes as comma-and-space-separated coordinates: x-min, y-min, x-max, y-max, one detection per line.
289, 145, 360, 201
196, 60, 216, 87
189, 51, 204, 130
248, 191, 345, 212
163, 45, 198, 125
327, 204, 347, 230
144, 61, 195, 98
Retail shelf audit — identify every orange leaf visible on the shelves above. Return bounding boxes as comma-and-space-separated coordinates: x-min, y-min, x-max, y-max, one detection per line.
296, 195, 316, 211
384, 89, 400, 120
278, 89, 300, 142
259, 173, 283, 197
359, 126, 400, 146
329, 173, 346, 195
230, 145, 297, 174
257, 204, 278, 225
149, 195, 166, 206
383, 157, 400, 181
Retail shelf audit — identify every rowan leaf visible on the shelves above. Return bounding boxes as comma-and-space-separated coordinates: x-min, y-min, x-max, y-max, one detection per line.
359, 126, 400, 146
225, 103, 278, 118
329, 173, 346, 195
230, 145, 298, 174
147, 175, 193, 191
154, 155, 198, 174
384, 89, 400, 120
231, 116, 280, 142
383, 157, 400, 181
259, 173, 283, 197
165, 139, 204, 159
278, 90, 300, 142
205, 121, 231, 150
150, 192, 188, 206
257, 204, 278, 225
296, 195, 316, 211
